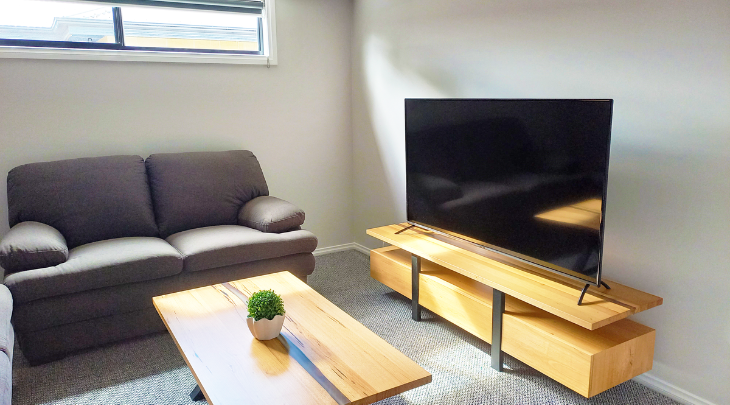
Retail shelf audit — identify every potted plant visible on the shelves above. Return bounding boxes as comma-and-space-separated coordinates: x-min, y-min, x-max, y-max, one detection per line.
246, 289, 286, 340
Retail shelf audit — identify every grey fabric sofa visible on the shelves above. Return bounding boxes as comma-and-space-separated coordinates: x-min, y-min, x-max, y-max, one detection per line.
0, 150, 317, 365
0, 285, 12, 405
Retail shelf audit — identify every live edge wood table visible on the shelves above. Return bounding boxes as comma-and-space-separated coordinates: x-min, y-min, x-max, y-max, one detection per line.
153, 271, 431, 405
367, 223, 663, 398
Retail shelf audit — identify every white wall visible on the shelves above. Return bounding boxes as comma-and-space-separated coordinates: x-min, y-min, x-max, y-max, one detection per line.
0, 0, 353, 249
353, 0, 729, 403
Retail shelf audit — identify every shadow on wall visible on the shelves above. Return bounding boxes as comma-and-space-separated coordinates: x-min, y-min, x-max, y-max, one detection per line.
360, 35, 448, 225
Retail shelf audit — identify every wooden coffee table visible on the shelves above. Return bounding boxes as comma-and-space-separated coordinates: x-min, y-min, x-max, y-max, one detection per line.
152, 271, 431, 405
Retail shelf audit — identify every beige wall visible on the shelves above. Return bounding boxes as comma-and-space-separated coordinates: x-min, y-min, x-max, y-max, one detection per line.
0, 0, 354, 249
353, 0, 730, 403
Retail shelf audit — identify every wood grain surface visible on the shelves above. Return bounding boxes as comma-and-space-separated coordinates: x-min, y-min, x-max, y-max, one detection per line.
367, 224, 662, 330
371, 246, 656, 397
153, 271, 431, 405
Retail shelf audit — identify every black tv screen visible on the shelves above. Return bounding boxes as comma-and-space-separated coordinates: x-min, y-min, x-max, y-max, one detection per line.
405, 99, 613, 285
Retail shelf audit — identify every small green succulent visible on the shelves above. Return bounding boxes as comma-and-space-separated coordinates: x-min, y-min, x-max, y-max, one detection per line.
247, 289, 285, 321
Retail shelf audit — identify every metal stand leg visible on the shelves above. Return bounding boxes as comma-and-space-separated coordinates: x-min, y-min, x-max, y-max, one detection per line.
412, 255, 421, 321
491, 289, 505, 371
578, 280, 611, 305
395, 224, 417, 234
190, 385, 205, 401
577, 284, 590, 306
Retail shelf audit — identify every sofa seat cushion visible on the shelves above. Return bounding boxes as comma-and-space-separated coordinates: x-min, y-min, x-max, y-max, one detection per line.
4, 237, 183, 304
167, 225, 318, 272
12, 253, 315, 333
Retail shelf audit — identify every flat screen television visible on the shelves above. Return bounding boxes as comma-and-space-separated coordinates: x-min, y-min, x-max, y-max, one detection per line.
405, 98, 613, 286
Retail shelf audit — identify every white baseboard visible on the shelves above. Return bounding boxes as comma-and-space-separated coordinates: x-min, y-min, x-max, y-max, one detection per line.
351, 242, 371, 255
313, 243, 371, 256
633, 374, 718, 405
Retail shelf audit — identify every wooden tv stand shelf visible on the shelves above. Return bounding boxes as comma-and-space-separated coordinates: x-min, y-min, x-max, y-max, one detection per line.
366, 223, 663, 398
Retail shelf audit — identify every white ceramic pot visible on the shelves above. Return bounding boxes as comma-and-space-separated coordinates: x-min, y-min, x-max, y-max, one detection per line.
246, 314, 285, 340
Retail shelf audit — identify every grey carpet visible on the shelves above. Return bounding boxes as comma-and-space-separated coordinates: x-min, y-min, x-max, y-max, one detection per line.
12, 250, 678, 405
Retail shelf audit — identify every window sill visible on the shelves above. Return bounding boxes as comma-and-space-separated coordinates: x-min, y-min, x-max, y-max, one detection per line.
0, 46, 277, 65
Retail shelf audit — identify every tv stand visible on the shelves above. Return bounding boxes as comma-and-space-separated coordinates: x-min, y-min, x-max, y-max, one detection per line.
367, 223, 662, 397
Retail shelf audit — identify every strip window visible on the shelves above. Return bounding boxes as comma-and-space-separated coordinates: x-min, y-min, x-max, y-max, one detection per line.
0, 0, 264, 55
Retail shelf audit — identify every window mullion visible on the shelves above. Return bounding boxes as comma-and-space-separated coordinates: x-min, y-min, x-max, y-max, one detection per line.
257, 17, 263, 55
112, 7, 125, 47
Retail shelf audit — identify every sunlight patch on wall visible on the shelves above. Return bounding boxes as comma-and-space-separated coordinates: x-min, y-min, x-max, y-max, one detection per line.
362, 34, 446, 220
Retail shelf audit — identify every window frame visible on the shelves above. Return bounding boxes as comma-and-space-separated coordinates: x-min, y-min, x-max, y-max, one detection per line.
0, 0, 278, 65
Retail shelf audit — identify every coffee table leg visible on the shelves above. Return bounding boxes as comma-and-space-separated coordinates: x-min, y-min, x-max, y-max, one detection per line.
190, 385, 205, 401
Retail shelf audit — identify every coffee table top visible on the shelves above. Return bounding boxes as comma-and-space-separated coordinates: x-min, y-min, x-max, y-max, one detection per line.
152, 271, 431, 405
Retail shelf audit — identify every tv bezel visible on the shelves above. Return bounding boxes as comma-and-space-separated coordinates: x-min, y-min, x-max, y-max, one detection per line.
404, 98, 613, 287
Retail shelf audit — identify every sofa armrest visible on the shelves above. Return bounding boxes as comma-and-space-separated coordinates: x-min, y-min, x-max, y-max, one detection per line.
238, 196, 306, 233
0, 221, 69, 274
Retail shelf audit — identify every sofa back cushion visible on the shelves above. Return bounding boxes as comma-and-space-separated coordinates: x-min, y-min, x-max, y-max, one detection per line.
7, 155, 159, 249
145, 150, 269, 238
